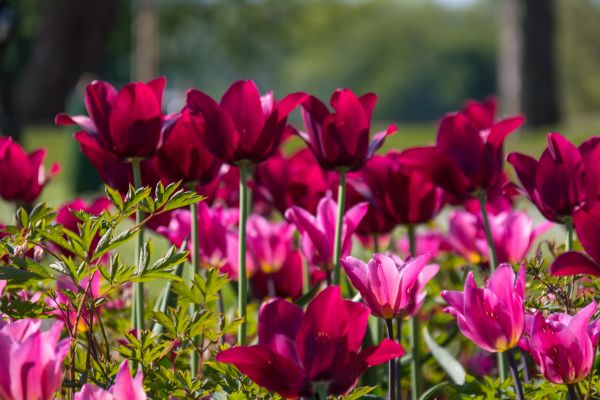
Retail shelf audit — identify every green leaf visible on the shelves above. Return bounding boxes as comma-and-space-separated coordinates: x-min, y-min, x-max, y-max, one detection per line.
419, 381, 450, 400
105, 185, 124, 211
0, 266, 45, 284
160, 190, 203, 213
294, 282, 321, 307
423, 327, 466, 385
93, 228, 139, 260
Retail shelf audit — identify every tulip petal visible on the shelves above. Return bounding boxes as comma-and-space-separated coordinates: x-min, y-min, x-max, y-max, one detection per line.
487, 116, 524, 148
220, 80, 265, 147
573, 201, 600, 265
258, 298, 304, 363
550, 251, 600, 277
217, 345, 310, 398
275, 92, 308, 122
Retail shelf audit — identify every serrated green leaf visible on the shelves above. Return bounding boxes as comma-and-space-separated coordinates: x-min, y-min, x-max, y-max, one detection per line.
105, 185, 124, 211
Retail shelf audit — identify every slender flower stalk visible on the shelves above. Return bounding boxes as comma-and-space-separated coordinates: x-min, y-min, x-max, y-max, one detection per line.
406, 224, 421, 400
238, 162, 249, 344
333, 170, 347, 285
190, 196, 200, 376
506, 349, 524, 400
476, 192, 506, 382
567, 384, 579, 400
386, 319, 398, 400
565, 217, 575, 303
131, 159, 145, 340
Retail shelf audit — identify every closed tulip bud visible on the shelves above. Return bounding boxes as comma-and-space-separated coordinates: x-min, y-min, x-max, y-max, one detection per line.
441, 263, 526, 353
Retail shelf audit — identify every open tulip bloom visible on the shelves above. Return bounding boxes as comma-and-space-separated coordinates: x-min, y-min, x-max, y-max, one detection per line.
216, 286, 404, 398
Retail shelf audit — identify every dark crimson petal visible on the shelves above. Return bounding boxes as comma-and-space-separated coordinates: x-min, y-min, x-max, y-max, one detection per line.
487, 116, 524, 149
550, 251, 600, 277
358, 93, 377, 121
220, 80, 265, 151
506, 152, 538, 196
84, 80, 117, 140
257, 297, 304, 363
574, 201, 600, 264
216, 345, 311, 398
274, 92, 308, 123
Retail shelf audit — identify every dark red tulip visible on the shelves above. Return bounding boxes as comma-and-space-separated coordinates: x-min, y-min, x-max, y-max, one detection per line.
157, 108, 222, 186
216, 286, 404, 397
298, 89, 396, 171
252, 250, 303, 300
360, 153, 444, 226
254, 148, 330, 215
551, 201, 600, 277
399, 98, 523, 200
507, 133, 600, 223
345, 172, 395, 237
186, 80, 307, 165
56, 77, 167, 160
0, 136, 59, 203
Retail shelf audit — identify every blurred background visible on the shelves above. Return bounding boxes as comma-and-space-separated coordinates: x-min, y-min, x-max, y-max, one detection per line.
0, 0, 599, 202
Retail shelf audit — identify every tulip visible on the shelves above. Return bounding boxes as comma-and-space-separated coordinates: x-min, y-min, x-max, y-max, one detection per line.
298, 89, 396, 172
186, 80, 306, 165
251, 250, 304, 300
508, 133, 600, 223
341, 253, 438, 320
448, 210, 551, 265
216, 286, 404, 397
441, 263, 526, 353
399, 98, 523, 200
75, 360, 146, 400
56, 77, 166, 160
246, 215, 295, 275
0, 319, 71, 400
0, 136, 59, 203
156, 108, 222, 186
285, 196, 368, 281
520, 302, 600, 385
254, 148, 330, 215
360, 153, 445, 226
550, 201, 600, 277
0, 280, 5, 297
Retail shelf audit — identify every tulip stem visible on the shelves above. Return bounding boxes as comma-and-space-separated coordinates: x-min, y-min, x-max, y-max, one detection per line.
333, 170, 347, 286
190, 198, 200, 377
238, 162, 249, 345
565, 217, 576, 305
567, 384, 579, 400
406, 224, 421, 400
386, 319, 398, 400
506, 349, 524, 400
476, 192, 506, 382
373, 233, 380, 253
131, 159, 145, 341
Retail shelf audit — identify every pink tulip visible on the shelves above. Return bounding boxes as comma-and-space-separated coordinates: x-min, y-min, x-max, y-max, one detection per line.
246, 215, 295, 274
0, 280, 6, 297
396, 231, 451, 260
285, 196, 368, 273
157, 203, 237, 269
341, 253, 439, 319
57, 78, 167, 160
216, 286, 404, 397
0, 319, 71, 400
75, 360, 146, 400
520, 302, 600, 384
448, 210, 551, 265
441, 263, 526, 352
0, 137, 59, 203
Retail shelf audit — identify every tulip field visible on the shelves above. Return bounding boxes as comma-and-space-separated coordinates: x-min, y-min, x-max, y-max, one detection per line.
1, 77, 599, 400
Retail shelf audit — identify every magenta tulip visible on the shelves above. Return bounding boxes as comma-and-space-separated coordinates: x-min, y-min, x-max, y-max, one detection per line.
550, 201, 600, 277
507, 133, 600, 223
441, 263, 526, 353
56, 77, 166, 160
400, 98, 523, 200
396, 231, 451, 260
448, 209, 551, 265
252, 250, 304, 300
361, 153, 445, 226
186, 80, 306, 164
341, 253, 439, 319
75, 360, 146, 400
298, 89, 396, 171
520, 302, 600, 384
246, 215, 295, 274
0, 137, 59, 203
254, 148, 330, 215
0, 319, 71, 400
285, 196, 368, 273
156, 108, 222, 185
216, 286, 404, 397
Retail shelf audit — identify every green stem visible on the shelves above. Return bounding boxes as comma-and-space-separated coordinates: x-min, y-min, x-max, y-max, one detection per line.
373, 233, 380, 253
332, 170, 347, 286
131, 159, 145, 340
302, 257, 310, 294
506, 349, 524, 400
406, 224, 421, 400
190, 199, 200, 377
386, 319, 398, 400
565, 217, 576, 305
238, 162, 249, 344
567, 384, 579, 400
476, 192, 506, 382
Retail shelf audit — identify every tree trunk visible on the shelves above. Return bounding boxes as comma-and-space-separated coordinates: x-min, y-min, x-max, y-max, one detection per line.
497, 0, 522, 115
15, 0, 118, 122
521, 0, 560, 126
132, 0, 159, 81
